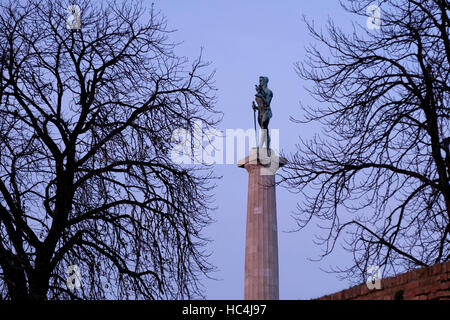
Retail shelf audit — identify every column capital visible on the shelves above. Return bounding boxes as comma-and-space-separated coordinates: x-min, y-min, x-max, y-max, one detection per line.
238, 148, 287, 175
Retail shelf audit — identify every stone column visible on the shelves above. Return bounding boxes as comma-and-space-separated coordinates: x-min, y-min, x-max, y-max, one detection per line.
238, 148, 286, 300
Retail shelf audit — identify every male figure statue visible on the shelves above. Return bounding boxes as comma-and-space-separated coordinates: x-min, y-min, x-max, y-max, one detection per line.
252, 76, 273, 151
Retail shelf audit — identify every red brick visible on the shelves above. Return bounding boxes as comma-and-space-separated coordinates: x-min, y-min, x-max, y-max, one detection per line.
354, 285, 363, 297
428, 292, 437, 300
432, 263, 442, 275
429, 283, 440, 291
417, 269, 428, 278
397, 274, 407, 285
435, 290, 450, 299
360, 285, 370, 296
414, 287, 427, 296
440, 282, 450, 290
382, 278, 390, 288
314, 261, 450, 300
405, 281, 420, 290
443, 262, 450, 273
418, 277, 433, 287
440, 273, 450, 281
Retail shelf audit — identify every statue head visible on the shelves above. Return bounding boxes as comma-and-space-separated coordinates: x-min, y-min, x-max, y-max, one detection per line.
259, 76, 269, 88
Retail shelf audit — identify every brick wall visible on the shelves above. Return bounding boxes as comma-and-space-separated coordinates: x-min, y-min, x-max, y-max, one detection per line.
316, 260, 450, 300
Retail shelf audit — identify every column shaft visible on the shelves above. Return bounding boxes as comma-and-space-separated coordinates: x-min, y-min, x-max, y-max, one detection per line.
243, 163, 279, 300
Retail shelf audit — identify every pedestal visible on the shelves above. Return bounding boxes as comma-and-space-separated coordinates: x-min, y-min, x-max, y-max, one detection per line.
238, 148, 287, 300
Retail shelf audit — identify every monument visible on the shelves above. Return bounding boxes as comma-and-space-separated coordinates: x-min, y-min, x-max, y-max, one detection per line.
238, 76, 286, 300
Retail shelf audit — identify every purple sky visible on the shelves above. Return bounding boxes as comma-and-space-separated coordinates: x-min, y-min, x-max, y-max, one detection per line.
153, 0, 364, 299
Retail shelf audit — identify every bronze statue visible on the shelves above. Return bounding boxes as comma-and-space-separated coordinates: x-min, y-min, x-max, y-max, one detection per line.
252, 76, 273, 150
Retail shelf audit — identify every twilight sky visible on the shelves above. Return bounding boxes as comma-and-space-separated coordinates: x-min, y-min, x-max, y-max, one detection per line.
153, 0, 365, 299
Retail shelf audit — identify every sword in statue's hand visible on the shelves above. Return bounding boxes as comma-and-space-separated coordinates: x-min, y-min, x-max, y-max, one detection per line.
252, 101, 258, 149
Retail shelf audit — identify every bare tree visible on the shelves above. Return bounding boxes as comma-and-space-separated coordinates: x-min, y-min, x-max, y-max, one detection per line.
282, 0, 449, 283
0, 0, 220, 300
